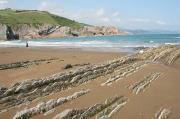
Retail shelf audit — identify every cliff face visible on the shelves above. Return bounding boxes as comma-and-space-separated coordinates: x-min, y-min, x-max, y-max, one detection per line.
78, 26, 122, 36
0, 24, 126, 40
0, 24, 7, 40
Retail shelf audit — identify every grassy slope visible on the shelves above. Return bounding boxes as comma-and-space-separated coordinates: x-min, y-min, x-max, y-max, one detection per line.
0, 9, 84, 29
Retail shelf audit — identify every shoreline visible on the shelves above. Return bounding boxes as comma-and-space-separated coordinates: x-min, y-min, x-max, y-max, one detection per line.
0, 46, 132, 53
1, 34, 180, 52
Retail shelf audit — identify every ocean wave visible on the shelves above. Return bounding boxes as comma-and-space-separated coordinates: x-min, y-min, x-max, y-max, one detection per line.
176, 37, 180, 39
0, 40, 161, 48
165, 42, 180, 45
0, 36, 179, 50
0, 40, 25, 47
27, 40, 113, 47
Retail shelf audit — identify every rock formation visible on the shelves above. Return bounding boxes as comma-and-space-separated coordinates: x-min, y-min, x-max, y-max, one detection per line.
0, 58, 58, 70
13, 89, 90, 119
155, 108, 171, 119
128, 72, 161, 94
136, 45, 180, 67
53, 96, 127, 119
0, 24, 7, 40
0, 56, 139, 111
6, 26, 19, 40
0, 24, 126, 40
78, 26, 122, 36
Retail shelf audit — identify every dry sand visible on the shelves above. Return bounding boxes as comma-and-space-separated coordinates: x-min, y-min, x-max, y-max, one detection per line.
0, 47, 180, 119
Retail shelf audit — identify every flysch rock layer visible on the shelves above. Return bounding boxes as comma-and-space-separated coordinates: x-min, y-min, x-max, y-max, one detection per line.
155, 108, 171, 119
128, 72, 161, 94
136, 45, 180, 66
0, 58, 59, 70
53, 96, 128, 119
101, 61, 147, 86
0, 56, 139, 111
13, 89, 90, 119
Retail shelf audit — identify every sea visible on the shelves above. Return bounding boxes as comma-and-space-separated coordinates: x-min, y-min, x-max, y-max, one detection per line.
0, 34, 180, 53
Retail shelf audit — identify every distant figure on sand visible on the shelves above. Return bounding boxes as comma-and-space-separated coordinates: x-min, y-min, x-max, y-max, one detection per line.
26, 40, 29, 47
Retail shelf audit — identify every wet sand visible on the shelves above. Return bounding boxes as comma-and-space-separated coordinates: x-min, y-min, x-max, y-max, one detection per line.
0, 47, 124, 86
0, 47, 180, 119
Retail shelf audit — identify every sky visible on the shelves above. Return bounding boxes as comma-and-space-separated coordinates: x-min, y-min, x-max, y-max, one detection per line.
0, 0, 180, 31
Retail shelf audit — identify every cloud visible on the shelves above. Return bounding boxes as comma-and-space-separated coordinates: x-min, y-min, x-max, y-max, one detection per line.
133, 18, 151, 23
114, 18, 121, 22
101, 17, 110, 22
155, 20, 167, 25
0, 0, 8, 9
37, 0, 170, 28
0, 0, 8, 4
38, 0, 63, 13
112, 12, 120, 17
38, 1, 114, 25
129, 18, 167, 26
37, 0, 125, 26
96, 8, 105, 17
38, 1, 48, 9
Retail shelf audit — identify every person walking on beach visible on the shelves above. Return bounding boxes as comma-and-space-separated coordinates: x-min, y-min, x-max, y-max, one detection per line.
26, 40, 29, 47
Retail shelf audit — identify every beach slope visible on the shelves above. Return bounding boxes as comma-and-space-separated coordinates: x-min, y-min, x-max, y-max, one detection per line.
0, 45, 180, 119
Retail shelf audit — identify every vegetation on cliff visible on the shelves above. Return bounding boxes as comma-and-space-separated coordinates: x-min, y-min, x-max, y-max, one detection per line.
0, 8, 84, 29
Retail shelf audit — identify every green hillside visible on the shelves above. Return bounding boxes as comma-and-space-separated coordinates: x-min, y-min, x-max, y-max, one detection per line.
0, 9, 84, 29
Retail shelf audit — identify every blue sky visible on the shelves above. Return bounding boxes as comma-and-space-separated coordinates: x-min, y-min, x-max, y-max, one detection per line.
0, 0, 180, 31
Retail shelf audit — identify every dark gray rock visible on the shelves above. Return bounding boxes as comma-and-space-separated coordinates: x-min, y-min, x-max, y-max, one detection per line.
64, 64, 73, 69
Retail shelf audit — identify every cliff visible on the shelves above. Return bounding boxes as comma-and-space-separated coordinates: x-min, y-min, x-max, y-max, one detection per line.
0, 9, 126, 40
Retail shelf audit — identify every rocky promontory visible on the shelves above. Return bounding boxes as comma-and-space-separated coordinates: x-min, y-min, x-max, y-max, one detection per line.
0, 9, 126, 40
0, 24, 126, 40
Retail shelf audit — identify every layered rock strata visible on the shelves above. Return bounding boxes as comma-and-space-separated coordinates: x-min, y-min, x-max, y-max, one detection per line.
155, 108, 171, 119
128, 72, 161, 94
53, 96, 127, 119
13, 89, 90, 119
0, 58, 59, 70
0, 56, 139, 111
136, 45, 180, 66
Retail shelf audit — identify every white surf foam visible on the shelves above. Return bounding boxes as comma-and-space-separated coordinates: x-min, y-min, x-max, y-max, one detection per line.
0, 40, 25, 47
0, 39, 177, 52
0, 40, 162, 48
27, 40, 113, 48
165, 42, 180, 45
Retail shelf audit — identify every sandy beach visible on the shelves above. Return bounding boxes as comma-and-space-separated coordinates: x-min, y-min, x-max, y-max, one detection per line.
0, 46, 180, 119
0, 1, 180, 119
0, 47, 125, 86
